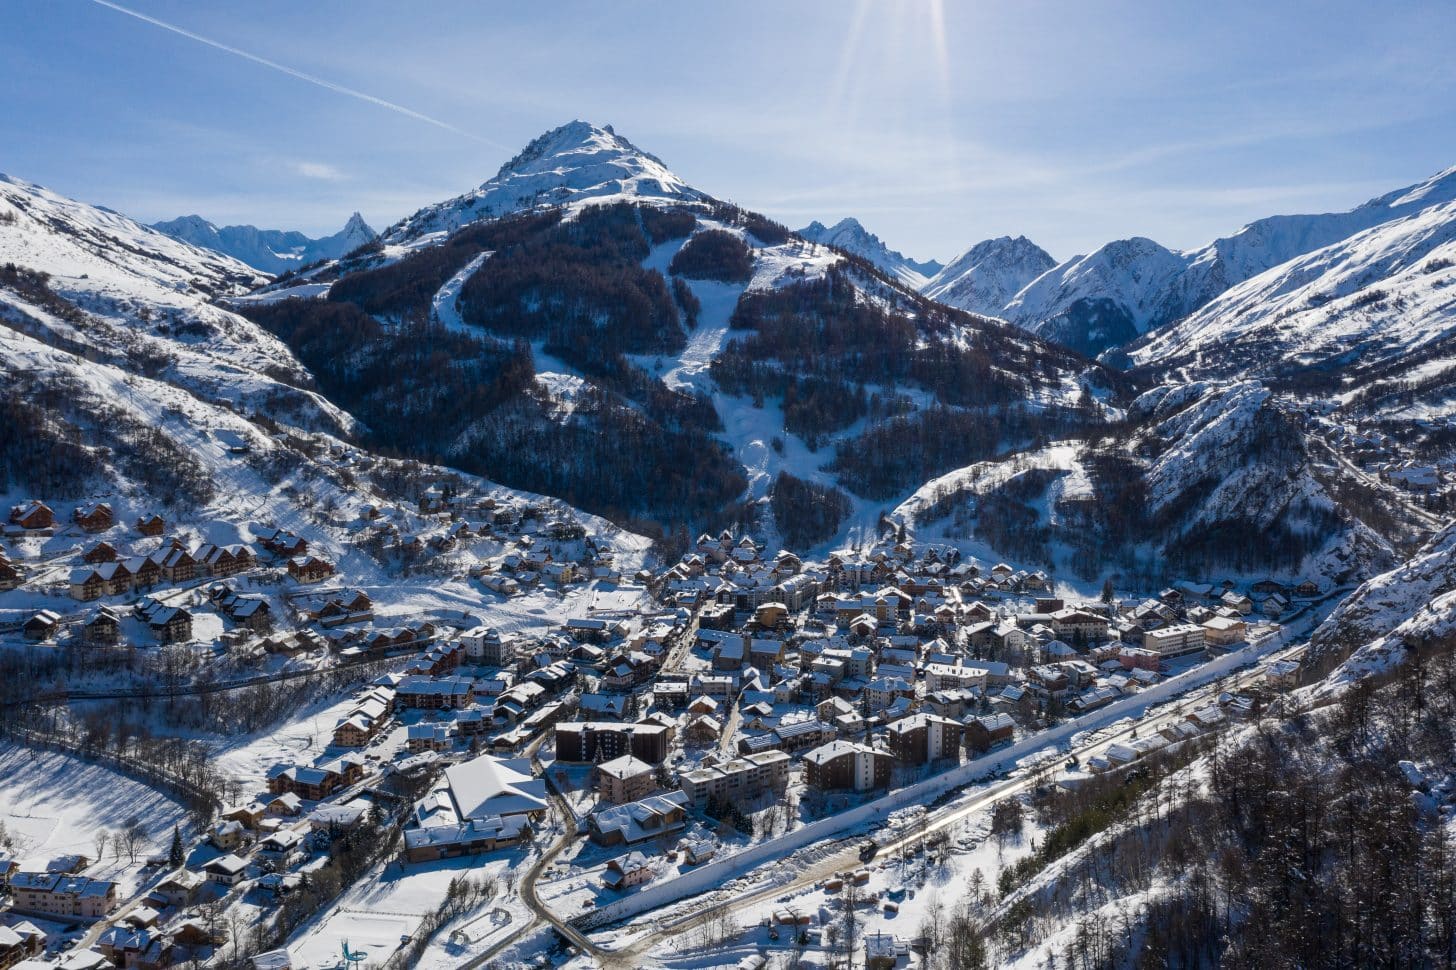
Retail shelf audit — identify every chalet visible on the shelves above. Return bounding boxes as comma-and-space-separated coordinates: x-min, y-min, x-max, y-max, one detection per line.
288, 555, 335, 584
588, 794, 691, 851
221, 802, 266, 829
315, 590, 374, 628
82, 606, 122, 646
602, 851, 655, 890
256, 829, 304, 866
1220, 591, 1254, 615
134, 513, 165, 537
72, 502, 113, 533
134, 600, 192, 644
208, 585, 273, 632
964, 712, 1015, 752
260, 529, 308, 558
1264, 658, 1301, 689
69, 567, 109, 601
266, 754, 365, 800
0, 922, 43, 968
209, 819, 245, 851
150, 870, 203, 910
22, 610, 61, 642
1294, 580, 1322, 598
1202, 615, 1247, 647
123, 555, 161, 590
203, 854, 248, 887
329, 693, 391, 750
0, 560, 20, 591
683, 714, 723, 743
83, 540, 119, 564
154, 543, 198, 583
8, 500, 54, 533
195, 542, 255, 578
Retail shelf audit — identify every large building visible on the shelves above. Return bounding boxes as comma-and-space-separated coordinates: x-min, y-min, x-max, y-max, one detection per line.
596, 755, 656, 804
1143, 623, 1207, 657
462, 626, 519, 666
404, 755, 547, 862
7, 873, 117, 919
554, 722, 670, 765
678, 750, 790, 806
802, 741, 891, 792
886, 713, 962, 765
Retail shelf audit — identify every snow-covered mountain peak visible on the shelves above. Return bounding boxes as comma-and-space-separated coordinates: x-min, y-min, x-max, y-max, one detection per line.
998, 235, 1189, 355
382, 120, 701, 248
496, 120, 671, 178
796, 216, 943, 287
922, 234, 1056, 318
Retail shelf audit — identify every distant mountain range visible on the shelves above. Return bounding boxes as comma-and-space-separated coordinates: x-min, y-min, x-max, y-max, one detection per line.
796, 218, 943, 288
151, 211, 375, 274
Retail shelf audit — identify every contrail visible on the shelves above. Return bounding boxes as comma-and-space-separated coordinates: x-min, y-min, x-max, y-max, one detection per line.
89, 0, 504, 147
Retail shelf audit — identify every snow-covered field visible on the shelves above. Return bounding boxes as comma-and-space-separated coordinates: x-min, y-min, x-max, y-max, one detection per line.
0, 743, 188, 896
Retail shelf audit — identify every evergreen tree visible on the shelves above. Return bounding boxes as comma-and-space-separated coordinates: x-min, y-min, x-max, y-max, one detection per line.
168, 825, 185, 869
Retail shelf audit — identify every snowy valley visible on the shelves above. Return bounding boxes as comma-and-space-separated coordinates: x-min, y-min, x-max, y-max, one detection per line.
2, 117, 1456, 970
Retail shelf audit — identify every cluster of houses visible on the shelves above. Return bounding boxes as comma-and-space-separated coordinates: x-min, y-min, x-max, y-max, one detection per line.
326, 531, 1296, 903
68, 534, 256, 602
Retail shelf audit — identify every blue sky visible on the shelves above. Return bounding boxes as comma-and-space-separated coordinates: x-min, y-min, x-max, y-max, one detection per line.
5, 0, 1455, 261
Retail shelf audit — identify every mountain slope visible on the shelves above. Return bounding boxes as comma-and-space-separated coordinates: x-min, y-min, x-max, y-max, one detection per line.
152, 212, 376, 274
894, 379, 1397, 584
923, 235, 1056, 318
0, 173, 350, 434
1129, 198, 1456, 384
797, 217, 942, 288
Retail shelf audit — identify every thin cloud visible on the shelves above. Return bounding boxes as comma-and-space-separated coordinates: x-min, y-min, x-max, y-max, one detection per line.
291, 160, 346, 182
88, 0, 506, 148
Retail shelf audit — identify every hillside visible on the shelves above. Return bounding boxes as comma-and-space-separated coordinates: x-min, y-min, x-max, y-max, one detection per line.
893, 380, 1402, 585
0, 173, 647, 614
1129, 197, 1456, 387
0, 173, 350, 434
250, 122, 1118, 549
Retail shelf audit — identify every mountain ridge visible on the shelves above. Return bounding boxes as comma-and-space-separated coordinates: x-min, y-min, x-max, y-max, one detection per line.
152, 211, 376, 274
